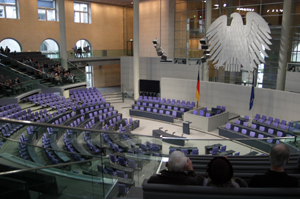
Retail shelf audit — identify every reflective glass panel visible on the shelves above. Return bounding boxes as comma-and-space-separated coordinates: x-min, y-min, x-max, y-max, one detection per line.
47, 9, 55, 21
38, 8, 46, 20
6, 5, 16, 19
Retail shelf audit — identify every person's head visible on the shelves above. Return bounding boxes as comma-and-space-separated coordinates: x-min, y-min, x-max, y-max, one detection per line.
166, 151, 187, 172
207, 157, 233, 185
269, 143, 290, 168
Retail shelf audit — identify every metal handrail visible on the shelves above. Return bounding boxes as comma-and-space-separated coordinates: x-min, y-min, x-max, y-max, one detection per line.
0, 53, 47, 75
67, 61, 86, 74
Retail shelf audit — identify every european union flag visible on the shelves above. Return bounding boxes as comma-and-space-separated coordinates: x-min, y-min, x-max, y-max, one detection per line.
249, 73, 255, 111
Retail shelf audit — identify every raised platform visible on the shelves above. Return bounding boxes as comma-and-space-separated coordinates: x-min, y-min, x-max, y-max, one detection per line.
0, 89, 41, 106
184, 109, 229, 131
39, 82, 88, 96
129, 109, 174, 123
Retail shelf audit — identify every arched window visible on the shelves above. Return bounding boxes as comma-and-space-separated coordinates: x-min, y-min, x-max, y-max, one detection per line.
0, 38, 22, 52
40, 39, 59, 53
75, 39, 92, 52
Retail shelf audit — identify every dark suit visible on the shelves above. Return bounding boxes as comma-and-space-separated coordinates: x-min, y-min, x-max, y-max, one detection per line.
249, 169, 298, 187
148, 169, 204, 185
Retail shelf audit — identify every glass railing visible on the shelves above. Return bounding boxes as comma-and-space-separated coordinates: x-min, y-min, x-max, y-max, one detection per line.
0, 118, 299, 198
41, 52, 60, 59
4, 79, 40, 97
67, 50, 129, 59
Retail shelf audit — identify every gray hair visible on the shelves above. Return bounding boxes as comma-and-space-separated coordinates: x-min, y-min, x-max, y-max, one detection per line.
168, 151, 187, 172
269, 143, 290, 167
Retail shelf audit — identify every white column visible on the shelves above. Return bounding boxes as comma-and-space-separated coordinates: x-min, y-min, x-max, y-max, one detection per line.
133, 0, 140, 100
58, 0, 68, 69
276, 0, 292, 90
203, 0, 212, 81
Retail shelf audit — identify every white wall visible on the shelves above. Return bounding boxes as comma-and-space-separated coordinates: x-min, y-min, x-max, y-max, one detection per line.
161, 78, 300, 122
285, 72, 300, 93
121, 56, 300, 122
121, 56, 202, 92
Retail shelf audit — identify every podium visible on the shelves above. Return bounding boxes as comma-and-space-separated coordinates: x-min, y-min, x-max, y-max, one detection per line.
183, 121, 191, 135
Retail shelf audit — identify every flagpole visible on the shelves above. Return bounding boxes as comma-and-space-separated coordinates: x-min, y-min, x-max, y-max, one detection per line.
197, 63, 201, 109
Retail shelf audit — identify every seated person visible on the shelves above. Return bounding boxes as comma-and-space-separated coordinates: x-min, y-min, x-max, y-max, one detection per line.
204, 157, 247, 187
249, 143, 298, 187
54, 74, 62, 85
148, 151, 205, 185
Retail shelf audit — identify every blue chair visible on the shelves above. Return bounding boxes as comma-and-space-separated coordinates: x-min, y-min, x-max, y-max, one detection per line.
241, 129, 247, 135
118, 183, 129, 195
110, 154, 118, 163
199, 110, 205, 116
169, 148, 176, 154
268, 128, 274, 135
128, 159, 138, 169
191, 149, 199, 155
97, 164, 108, 173
250, 131, 256, 137
210, 147, 219, 155
106, 167, 116, 176
218, 145, 226, 152
259, 126, 265, 132
234, 152, 240, 156
226, 123, 231, 130
181, 149, 188, 155
118, 157, 127, 166
172, 111, 177, 118
235, 120, 241, 125
116, 170, 128, 178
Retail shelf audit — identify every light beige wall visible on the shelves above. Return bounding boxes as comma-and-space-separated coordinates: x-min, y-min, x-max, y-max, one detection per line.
93, 64, 121, 87
0, 0, 124, 51
139, 0, 175, 58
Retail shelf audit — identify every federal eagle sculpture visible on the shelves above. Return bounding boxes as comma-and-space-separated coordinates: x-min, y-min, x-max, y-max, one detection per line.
206, 12, 272, 72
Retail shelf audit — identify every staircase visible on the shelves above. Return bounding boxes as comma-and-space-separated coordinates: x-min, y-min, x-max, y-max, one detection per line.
102, 92, 124, 103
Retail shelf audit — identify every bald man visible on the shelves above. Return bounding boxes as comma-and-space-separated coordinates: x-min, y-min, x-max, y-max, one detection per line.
249, 143, 298, 187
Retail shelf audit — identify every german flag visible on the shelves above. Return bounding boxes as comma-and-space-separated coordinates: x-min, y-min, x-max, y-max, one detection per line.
196, 70, 200, 102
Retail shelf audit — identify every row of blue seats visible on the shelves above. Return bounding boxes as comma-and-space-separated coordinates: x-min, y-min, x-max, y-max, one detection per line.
251, 114, 288, 126
138, 96, 195, 109
237, 119, 288, 131
69, 87, 98, 95
226, 122, 282, 144
136, 101, 188, 112
133, 106, 177, 118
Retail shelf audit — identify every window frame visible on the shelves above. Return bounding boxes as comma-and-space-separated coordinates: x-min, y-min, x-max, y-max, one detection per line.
37, 0, 57, 21
0, 0, 18, 19
74, 2, 91, 24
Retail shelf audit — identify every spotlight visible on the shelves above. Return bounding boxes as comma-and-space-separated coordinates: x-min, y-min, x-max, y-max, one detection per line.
200, 38, 207, 45
152, 38, 171, 62
161, 55, 167, 61
203, 49, 210, 54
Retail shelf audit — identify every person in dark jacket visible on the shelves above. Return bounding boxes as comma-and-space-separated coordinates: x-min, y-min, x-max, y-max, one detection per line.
204, 157, 248, 187
148, 151, 205, 185
249, 143, 298, 187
